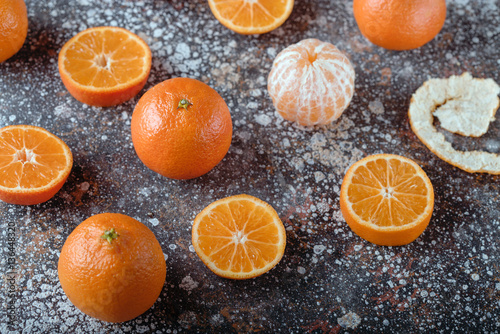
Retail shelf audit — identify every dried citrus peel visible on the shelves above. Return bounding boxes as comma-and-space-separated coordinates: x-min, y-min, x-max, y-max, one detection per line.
409, 73, 500, 174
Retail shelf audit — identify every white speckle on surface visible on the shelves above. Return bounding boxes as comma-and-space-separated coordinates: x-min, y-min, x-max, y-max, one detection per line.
9, 115, 16, 122
368, 100, 385, 115
254, 114, 272, 126
79, 182, 90, 191
297, 266, 306, 274
314, 171, 326, 182
313, 245, 326, 255
179, 275, 199, 292
149, 218, 159, 226
338, 312, 361, 329
174, 43, 191, 60
153, 28, 163, 38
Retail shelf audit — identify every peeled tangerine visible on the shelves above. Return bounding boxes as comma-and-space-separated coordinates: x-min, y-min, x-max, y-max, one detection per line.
267, 38, 355, 126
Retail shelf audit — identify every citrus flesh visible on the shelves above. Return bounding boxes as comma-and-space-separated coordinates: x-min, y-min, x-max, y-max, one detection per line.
340, 154, 434, 246
58, 26, 151, 107
192, 194, 286, 279
0, 125, 73, 205
208, 0, 294, 35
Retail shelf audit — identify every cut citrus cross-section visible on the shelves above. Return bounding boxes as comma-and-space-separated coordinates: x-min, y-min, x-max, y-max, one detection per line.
208, 0, 294, 35
192, 194, 286, 279
340, 154, 434, 246
0, 125, 73, 205
58, 26, 152, 107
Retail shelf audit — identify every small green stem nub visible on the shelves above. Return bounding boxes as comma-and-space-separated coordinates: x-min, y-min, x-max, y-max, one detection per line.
101, 228, 119, 244
177, 98, 192, 110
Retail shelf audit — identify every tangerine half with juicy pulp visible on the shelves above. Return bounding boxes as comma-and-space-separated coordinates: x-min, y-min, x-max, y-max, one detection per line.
58, 213, 166, 323
353, 0, 447, 51
58, 26, 152, 107
0, 0, 28, 62
192, 194, 286, 279
208, 0, 294, 35
131, 77, 233, 180
267, 38, 355, 126
340, 154, 434, 246
0, 125, 73, 205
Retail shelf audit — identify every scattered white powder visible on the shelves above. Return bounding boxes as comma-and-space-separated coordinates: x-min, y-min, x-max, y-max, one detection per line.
338, 312, 361, 329
179, 276, 199, 292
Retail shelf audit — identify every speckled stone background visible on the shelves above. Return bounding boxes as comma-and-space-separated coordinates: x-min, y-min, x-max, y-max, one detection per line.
1, 0, 499, 333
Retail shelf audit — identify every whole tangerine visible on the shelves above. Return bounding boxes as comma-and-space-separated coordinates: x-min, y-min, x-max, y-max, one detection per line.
267, 38, 355, 126
131, 77, 233, 180
58, 213, 166, 323
353, 0, 447, 51
0, 0, 28, 62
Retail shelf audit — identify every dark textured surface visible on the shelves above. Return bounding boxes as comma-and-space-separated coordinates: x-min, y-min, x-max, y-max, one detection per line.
1, 0, 499, 333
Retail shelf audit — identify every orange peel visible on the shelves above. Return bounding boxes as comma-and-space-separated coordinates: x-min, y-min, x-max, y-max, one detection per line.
409, 73, 500, 174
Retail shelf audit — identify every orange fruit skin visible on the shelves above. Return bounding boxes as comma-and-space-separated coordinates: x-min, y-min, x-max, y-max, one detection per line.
0, 170, 69, 205
58, 27, 152, 107
0, 0, 28, 62
131, 77, 232, 180
340, 197, 432, 246
58, 213, 166, 323
0, 125, 73, 206
353, 0, 446, 51
59, 70, 150, 107
339, 154, 434, 246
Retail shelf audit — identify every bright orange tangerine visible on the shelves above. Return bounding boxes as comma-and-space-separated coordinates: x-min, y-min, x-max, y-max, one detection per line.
58, 213, 166, 323
0, 125, 72, 205
208, 0, 294, 35
353, 0, 447, 51
58, 26, 152, 107
192, 194, 286, 279
131, 77, 232, 180
0, 0, 28, 62
339, 154, 434, 246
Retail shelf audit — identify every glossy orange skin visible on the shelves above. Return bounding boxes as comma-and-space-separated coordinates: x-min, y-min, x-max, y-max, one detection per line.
353, 0, 446, 51
131, 77, 233, 180
0, 0, 28, 62
59, 69, 150, 107
58, 213, 166, 323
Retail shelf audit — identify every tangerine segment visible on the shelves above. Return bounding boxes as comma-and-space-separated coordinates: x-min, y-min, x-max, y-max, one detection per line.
208, 0, 294, 35
58, 26, 151, 107
192, 194, 286, 279
267, 38, 355, 126
340, 154, 434, 246
0, 125, 73, 205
